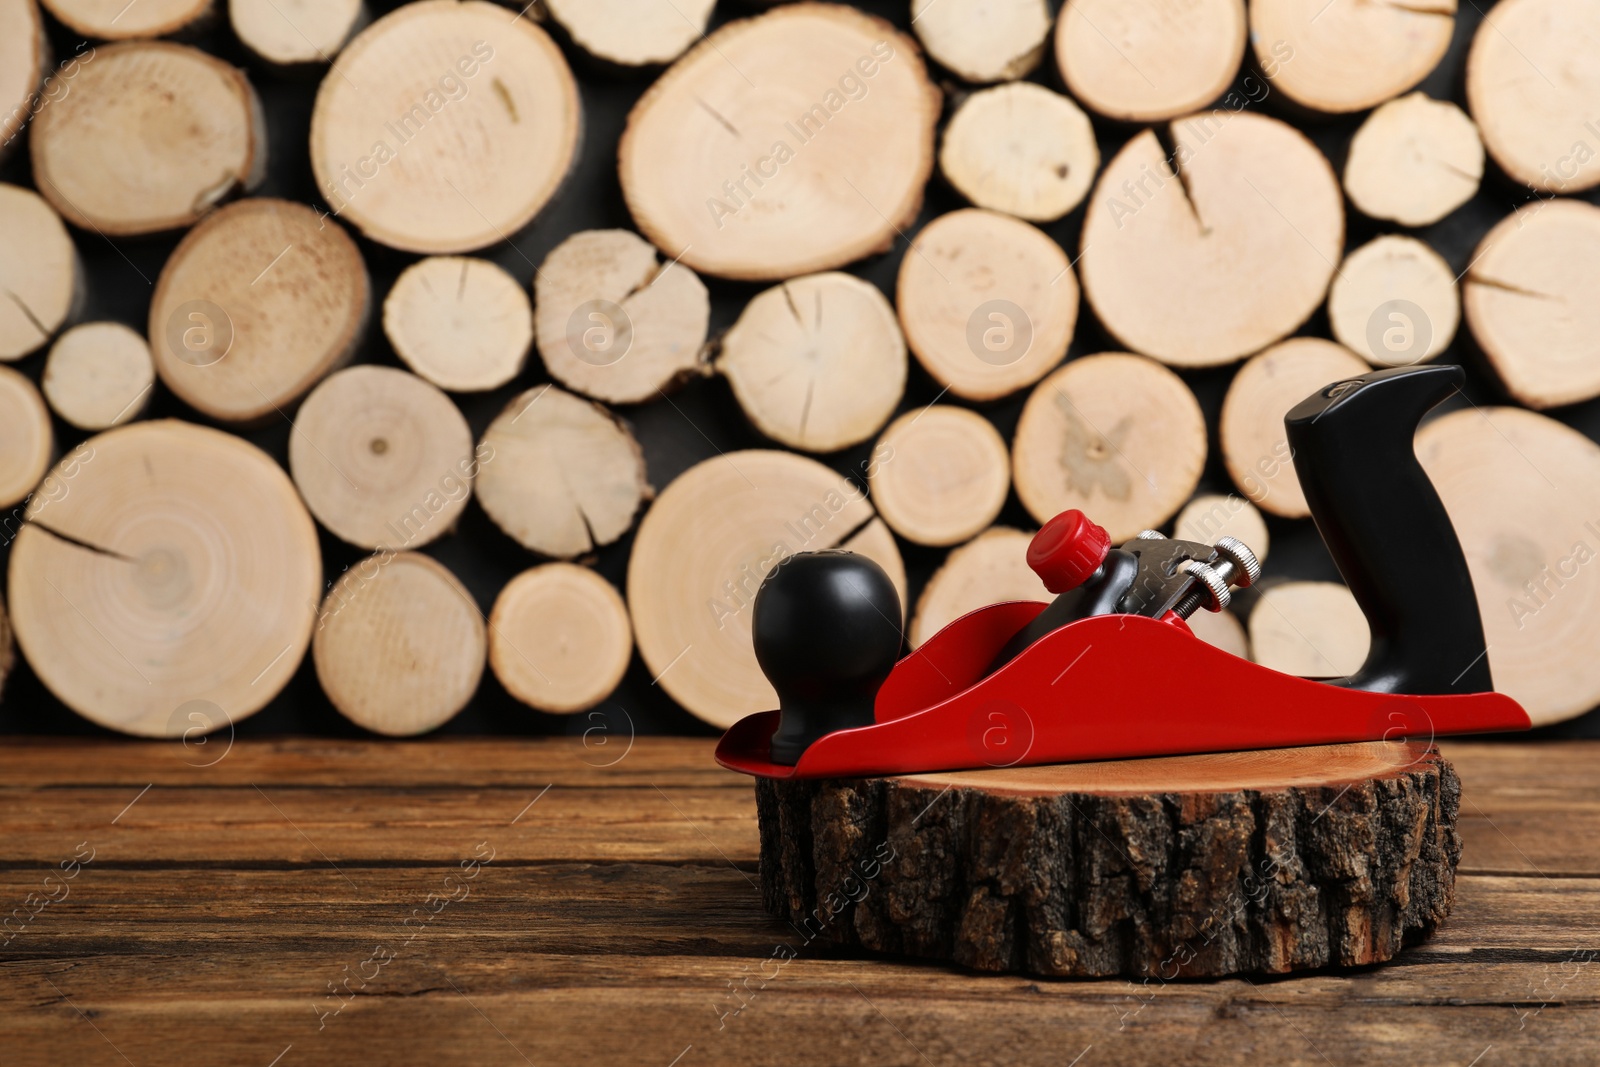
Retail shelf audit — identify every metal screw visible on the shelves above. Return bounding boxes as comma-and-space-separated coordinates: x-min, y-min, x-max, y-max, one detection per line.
1172, 536, 1264, 618
1214, 536, 1261, 587
1177, 560, 1232, 612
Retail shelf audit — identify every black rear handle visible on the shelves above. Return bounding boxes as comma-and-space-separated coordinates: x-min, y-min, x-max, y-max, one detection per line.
1285, 364, 1491, 695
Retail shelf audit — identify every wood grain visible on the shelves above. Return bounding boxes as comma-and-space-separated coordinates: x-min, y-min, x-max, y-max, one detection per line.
40, 0, 211, 39
897, 207, 1078, 402
869, 406, 1010, 548
231, 0, 363, 67
1057, 0, 1246, 123
0, 364, 51, 510
1344, 92, 1483, 228
0, 183, 78, 362
0, 0, 46, 161
148, 198, 369, 423
382, 255, 532, 394
544, 0, 714, 68
0, 740, 1593, 1064
489, 562, 632, 714
314, 551, 486, 736
41, 322, 155, 431
31, 41, 265, 235
534, 229, 710, 405
7, 421, 321, 736
1467, 0, 1600, 194
1463, 200, 1600, 410
1418, 407, 1600, 726
1328, 234, 1459, 367
626, 451, 904, 731
1249, 0, 1454, 114
618, 2, 940, 281
474, 384, 649, 559
1079, 112, 1342, 368
309, 0, 580, 254
290, 365, 475, 550
717, 273, 906, 453
1220, 338, 1368, 519
939, 82, 1096, 222
911, 0, 1049, 83
1012, 353, 1206, 540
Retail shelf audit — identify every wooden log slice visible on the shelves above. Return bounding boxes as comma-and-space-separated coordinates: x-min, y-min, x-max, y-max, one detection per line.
627, 450, 905, 729
1344, 92, 1483, 228
543, 0, 715, 68
148, 198, 369, 424
1249, 0, 1455, 114
1467, 0, 1600, 193
0, 182, 78, 361
289, 365, 476, 551
896, 207, 1077, 402
758, 741, 1461, 977
717, 272, 906, 453
315, 551, 485, 736
1080, 112, 1342, 368
40, 0, 210, 39
1418, 407, 1600, 726
910, 0, 1050, 83
475, 385, 649, 559
533, 229, 710, 405
41, 322, 154, 431
310, 0, 580, 254
1328, 234, 1458, 368
0, 0, 48, 158
938, 82, 1097, 223
31, 42, 264, 235
489, 562, 632, 715
1012, 353, 1206, 542
230, 0, 364, 67
1056, 0, 1246, 123
1174, 492, 1270, 562
0, 364, 52, 509
869, 405, 1010, 548
618, 2, 941, 281
1220, 338, 1368, 519
383, 256, 532, 393
1248, 580, 1370, 678
909, 526, 1047, 648
1186, 602, 1250, 658
6, 420, 321, 736
1463, 200, 1600, 410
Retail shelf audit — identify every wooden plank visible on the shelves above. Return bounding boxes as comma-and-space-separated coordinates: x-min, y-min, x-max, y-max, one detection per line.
4, 957, 1597, 1067
4, 997, 1595, 1067
0, 736, 739, 788
3, 778, 1565, 875
1444, 741, 1600, 877
0, 745, 1594, 874
0, 737, 1574, 791
0, 739, 1593, 1066
2, 869, 1596, 1066
0, 784, 760, 866
0, 865, 1595, 959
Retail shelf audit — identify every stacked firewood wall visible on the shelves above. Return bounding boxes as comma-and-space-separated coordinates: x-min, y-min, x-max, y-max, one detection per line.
0, 0, 1596, 738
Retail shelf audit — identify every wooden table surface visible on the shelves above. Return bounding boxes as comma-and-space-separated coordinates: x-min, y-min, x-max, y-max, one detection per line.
0, 737, 1594, 1066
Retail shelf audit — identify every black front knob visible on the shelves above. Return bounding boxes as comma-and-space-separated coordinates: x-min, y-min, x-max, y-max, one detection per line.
752, 551, 903, 765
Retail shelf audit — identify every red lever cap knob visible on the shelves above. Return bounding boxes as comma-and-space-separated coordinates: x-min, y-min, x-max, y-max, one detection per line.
1027, 510, 1112, 594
